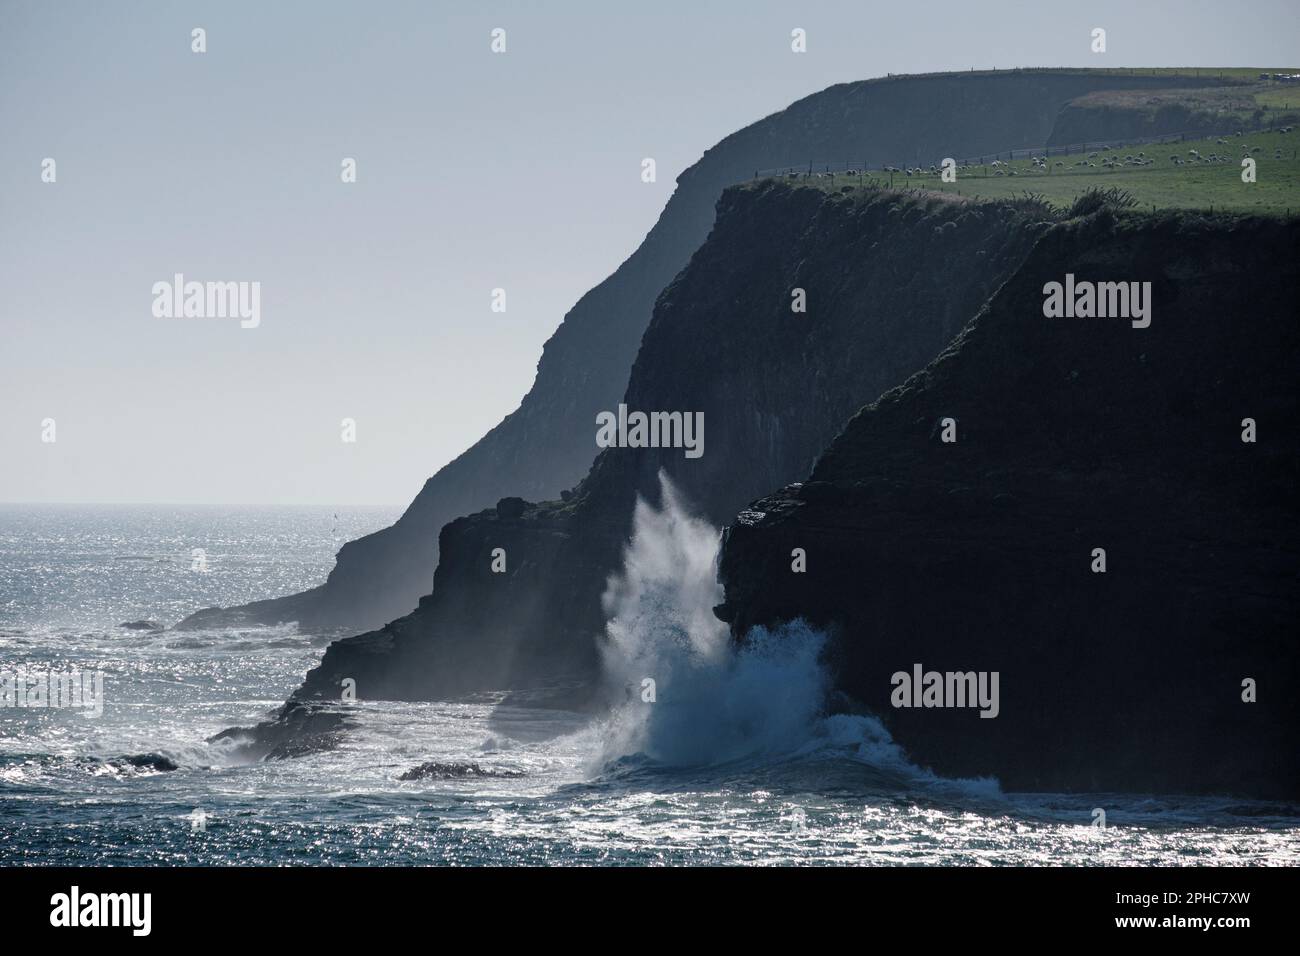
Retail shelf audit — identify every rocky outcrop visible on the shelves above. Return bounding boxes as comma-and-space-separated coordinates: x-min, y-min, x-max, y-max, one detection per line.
398, 762, 525, 781
716, 209, 1300, 798
292, 184, 1052, 703
180, 69, 1220, 633
208, 701, 356, 762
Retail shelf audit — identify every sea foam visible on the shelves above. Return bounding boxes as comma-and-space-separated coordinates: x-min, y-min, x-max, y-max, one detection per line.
595, 471, 1001, 799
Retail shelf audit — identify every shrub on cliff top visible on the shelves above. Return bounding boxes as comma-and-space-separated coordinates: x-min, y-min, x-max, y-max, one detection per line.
1068, 186, 1139, 218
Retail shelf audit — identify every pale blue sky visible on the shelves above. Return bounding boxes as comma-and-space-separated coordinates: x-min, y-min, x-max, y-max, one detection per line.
2, 0, 1296, 504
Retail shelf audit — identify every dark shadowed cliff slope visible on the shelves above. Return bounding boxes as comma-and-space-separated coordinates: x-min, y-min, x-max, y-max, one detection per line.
716, 210, 1299, 798
290, 184, 1049, 702
182, 70, 1218, 633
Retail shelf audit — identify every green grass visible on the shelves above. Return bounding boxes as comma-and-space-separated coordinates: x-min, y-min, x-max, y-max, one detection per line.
868, 67, 1298, 83
1080, 67, 1296, 81
784, 126, 1300, 215
1067, 83, 1300, 129
1254, 86, 1300, 111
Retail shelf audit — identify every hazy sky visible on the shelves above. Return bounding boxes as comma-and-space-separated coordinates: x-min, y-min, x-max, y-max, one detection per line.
3, 0, 1296, 505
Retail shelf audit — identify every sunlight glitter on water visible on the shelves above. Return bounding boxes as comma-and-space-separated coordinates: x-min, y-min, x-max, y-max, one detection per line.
2, 504, 1297, 866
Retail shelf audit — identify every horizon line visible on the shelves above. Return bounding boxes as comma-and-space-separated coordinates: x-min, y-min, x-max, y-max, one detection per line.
0, 500, 405, 509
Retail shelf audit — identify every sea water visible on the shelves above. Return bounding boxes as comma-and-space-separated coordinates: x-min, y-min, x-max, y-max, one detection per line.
1, 500, 1296, 866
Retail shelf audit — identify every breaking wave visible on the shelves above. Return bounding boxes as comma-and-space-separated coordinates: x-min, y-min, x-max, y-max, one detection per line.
595, 471, 1001, 799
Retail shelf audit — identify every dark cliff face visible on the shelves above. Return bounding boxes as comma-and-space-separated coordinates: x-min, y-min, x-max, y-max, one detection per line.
181, 69, 1215, 633
716, 212, 1300, 798
585, 183, 1050, 527
295, 184, 1048, 702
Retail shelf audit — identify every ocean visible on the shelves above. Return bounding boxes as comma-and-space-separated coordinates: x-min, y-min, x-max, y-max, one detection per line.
1, 502, 1296, 866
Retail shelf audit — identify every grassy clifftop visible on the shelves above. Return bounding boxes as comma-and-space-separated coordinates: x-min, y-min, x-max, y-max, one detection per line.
779, 124, 1300, 214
